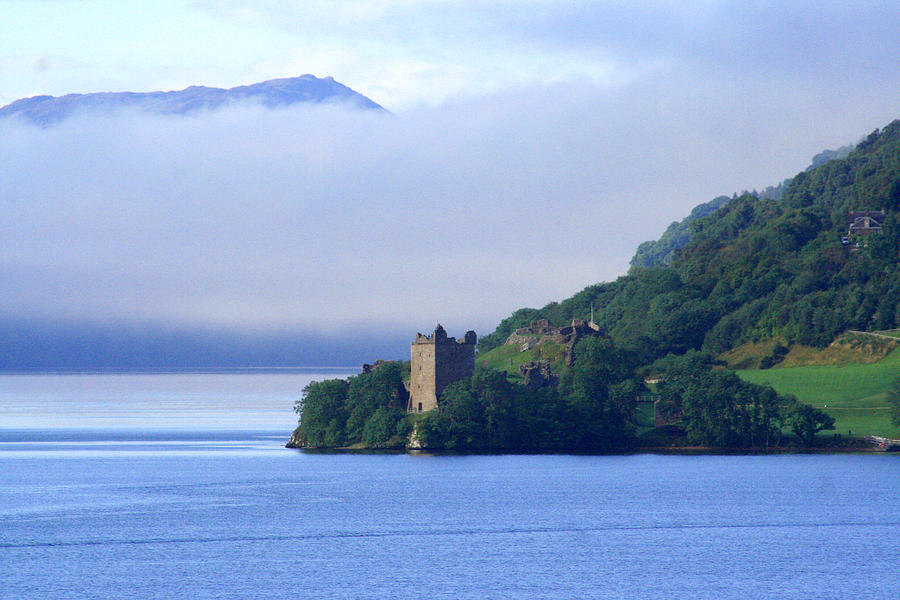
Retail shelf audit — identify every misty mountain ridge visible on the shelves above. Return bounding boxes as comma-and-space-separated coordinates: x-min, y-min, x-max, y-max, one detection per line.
0, 75, 384, 126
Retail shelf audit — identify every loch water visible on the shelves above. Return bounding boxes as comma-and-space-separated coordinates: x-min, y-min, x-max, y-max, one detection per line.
2, 373, 899, 600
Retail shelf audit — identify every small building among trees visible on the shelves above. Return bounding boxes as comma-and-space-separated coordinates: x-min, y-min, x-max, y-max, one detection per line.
848, 210, 885, 236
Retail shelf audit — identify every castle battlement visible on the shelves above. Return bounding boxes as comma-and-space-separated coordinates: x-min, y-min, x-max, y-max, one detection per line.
413, 324, 477, 346
408, 324, 476, 413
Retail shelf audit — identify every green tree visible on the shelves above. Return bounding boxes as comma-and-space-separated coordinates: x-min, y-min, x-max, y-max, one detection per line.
422, 368, 520, 451
344, 362, 409, 443
362, 406, 407, 447
419, 368, 574, 452
558, 337, 641, 450
294, 378, 351, 447
787, 402, 836, 446
652, 350, 718, 424
655, 355, 787, 447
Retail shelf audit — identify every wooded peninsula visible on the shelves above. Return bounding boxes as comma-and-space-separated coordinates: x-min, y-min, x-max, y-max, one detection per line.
290, 119, 900, 453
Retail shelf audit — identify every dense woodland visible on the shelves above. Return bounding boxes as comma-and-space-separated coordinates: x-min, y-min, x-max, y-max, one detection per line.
292, 361, 410, 448
295, 119, 900, 451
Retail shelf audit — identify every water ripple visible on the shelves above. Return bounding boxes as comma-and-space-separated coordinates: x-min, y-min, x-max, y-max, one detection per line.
4, 520, 899, 550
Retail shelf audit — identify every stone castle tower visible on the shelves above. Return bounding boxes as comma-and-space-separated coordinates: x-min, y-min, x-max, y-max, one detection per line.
408, 324, 477, 413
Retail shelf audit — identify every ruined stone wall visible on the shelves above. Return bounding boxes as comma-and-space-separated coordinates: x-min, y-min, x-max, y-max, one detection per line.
409, 326, 476, 413
434, 338, 475, 400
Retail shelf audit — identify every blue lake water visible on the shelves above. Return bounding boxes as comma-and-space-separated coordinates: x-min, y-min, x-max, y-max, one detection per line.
2, 373, 899, 599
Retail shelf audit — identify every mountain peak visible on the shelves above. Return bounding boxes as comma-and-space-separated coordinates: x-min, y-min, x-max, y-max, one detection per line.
0, 75, 384, 126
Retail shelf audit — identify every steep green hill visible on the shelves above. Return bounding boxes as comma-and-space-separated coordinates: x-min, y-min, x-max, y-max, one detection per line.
480, 119, 900, 367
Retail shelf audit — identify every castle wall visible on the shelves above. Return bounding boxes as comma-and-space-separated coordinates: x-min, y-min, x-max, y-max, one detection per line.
409, 326, 476, 413
434, 340, 475, 400
409, 342, 438, 412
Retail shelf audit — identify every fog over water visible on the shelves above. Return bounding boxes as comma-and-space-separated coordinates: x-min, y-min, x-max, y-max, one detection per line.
3, 84, 895, 342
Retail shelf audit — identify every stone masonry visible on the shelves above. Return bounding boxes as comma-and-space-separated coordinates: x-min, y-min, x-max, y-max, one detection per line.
408, 324, 477, 413
505, 318, 603, 366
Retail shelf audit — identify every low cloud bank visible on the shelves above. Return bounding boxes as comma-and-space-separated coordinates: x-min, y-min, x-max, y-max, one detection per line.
0, 318, 409, 370
1, 76, 895, 359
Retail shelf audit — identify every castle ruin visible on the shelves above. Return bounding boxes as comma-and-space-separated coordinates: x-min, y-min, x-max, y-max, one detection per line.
408, 324, 477, 413
505, 318, 602, 366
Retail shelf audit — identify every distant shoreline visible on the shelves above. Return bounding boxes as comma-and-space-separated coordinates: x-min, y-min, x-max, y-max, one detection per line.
0, 366, 360, 376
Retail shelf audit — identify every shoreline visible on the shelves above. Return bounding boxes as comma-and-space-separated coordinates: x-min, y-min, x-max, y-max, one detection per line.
286, 442, 897, 456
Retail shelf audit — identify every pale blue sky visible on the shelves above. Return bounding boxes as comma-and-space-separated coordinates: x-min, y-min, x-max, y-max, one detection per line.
7, 1, 896, 111
1, 0, 623, 108
2, 1, 900, 344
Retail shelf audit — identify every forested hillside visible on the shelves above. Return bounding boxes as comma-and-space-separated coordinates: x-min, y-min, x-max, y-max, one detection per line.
630, 196, 731, 268
629, 146, 854, 269
481, 120, 900, 365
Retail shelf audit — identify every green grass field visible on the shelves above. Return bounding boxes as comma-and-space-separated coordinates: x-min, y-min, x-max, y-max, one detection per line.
737, 347, 900, 438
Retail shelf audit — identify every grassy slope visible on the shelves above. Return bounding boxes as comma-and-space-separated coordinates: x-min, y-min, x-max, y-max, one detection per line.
737, 347, 900, 438
721, 332, 898, 370
477, 343, 567, 379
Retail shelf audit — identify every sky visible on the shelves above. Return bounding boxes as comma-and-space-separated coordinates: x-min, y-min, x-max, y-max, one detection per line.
1, 1, 899, 365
